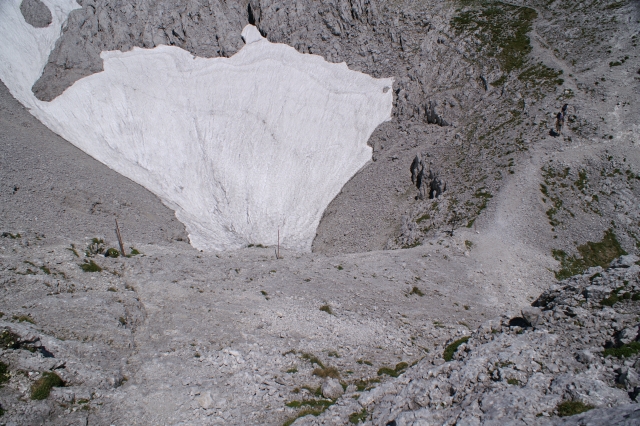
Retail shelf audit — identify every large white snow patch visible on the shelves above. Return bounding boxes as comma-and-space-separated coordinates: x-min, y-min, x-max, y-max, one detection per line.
0, 1, 393, 251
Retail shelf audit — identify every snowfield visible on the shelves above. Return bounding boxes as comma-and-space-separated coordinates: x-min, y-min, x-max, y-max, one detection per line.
0, 0, 393, 251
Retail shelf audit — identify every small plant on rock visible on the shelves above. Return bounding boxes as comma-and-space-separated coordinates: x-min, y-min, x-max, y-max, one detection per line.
556, 400, 594, 417
80, 260, 102, 273
31, 371, 64, 400
319, 305, 333, 315
377, 362, 408, 378
443, 337, 470, 361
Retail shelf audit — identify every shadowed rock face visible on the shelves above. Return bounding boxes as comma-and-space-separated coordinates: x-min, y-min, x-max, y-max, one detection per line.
20, 0, 52, 28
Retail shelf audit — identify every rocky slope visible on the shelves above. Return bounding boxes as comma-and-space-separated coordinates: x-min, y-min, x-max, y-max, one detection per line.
1, 0, 640, 425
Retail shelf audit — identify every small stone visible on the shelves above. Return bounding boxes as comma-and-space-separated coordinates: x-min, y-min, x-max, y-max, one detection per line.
196, 391, 214, 409
322, 378, 344, 400
576, 350, 595, 364
610, 255, 639, 268
521, 307, 542, 327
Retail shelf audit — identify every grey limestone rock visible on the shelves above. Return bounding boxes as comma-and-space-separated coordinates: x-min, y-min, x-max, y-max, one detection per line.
610, 255, 640, 269
20, 0, 52, 28
321, 378, 344, 399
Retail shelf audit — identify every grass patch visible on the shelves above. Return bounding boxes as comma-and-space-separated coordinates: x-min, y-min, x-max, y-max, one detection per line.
556, 400, 594, 417
286, 367, 298, 374
357, 359, 373, 366
0, 362, 10, 385
282, 407, 327, 426
104, 248, 120, 258
377, 362, 408, 378
465, 240, 473, 249
13, 315, 35, 324
31, 372, 64, 400
507, 378, 521, 385
452, 1, 537, 74
349, 408, 368, 424
354, 377, 380, 391
285, 399, 334, 409
80, 260, 102, 273
552, 229, 626, 280
601, 292, 619, 307
443, 337, 470, 361
0, 330, 20, 350
603, 341, 640, 358
301, 353, 324, 369
409, 286, 424, 297
313, 366, 340, 379
319, 305, 333, 315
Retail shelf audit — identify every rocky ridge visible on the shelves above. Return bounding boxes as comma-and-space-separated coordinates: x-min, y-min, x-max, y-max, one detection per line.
291, 256, 640, 425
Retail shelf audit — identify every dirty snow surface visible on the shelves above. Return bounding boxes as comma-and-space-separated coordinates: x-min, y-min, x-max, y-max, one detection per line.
0, 1, 393, 251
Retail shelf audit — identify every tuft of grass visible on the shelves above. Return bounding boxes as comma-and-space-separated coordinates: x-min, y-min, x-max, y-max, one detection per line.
286, 367, 298, 374
282, 407, 327, 426
301, 353, 324, 369
443, 337, 470, 361
319, 305, 333, 315
465, 240, 473, 249
13, 315, 35, 324
377, 362, 408, 378
600, 292, 619, 307
0, 362, 10, 385
552, 229, 626, 280
349, 408, 368, 424
80, 260, 102, 273
107, 287, 118, 292
313, 366, 340, 379
67, 244, 79, 257
31, 372, 64, 400
354, 377, 380, 392
0, 330, 21, 350
104, 248, 120, 258
285, 399, 334, 409
336, 265, 344, 270
128, 247, 141, 256
556, 400, 594, 417
603, 341, 640, 358
507, 378, 521, 385
409, 286, 424, 297
357, 359, 373, 366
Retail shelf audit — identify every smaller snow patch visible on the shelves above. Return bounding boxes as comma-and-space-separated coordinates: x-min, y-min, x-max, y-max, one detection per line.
241, 25, 263, 45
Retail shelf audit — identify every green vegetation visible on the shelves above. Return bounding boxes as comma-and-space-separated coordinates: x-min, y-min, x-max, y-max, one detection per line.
282, 407, 327, 426
13, 315, 35, 324
286, 367, 298, 374
377, 362, 408, 378
556, 400, 594, 417
354, 377, 380, 391
409, 286, 424, 297
128, 247, 141, 256
285, 399, 334, 409
336, 265, 344, 270
67, 244, 79, 257
80, 259, 102, 273
465, 240, 473, 249
1, 232, 21, 239
0, 362, 10, 385
104, 248, 120, 258
552, 229, 626, 280
301, 353, 324, 369
86, 238, 105, 256
0, 330, 20, 350
416, 213, 431, 224
443, 337, 470, 361
603, 342, 640, 359
507, 378, 521, 385
357, 359, 373, 366
452, 1, 537, 73
349, 408, 368, 424
31, 372, 64, 400
319, 305, 333, 315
